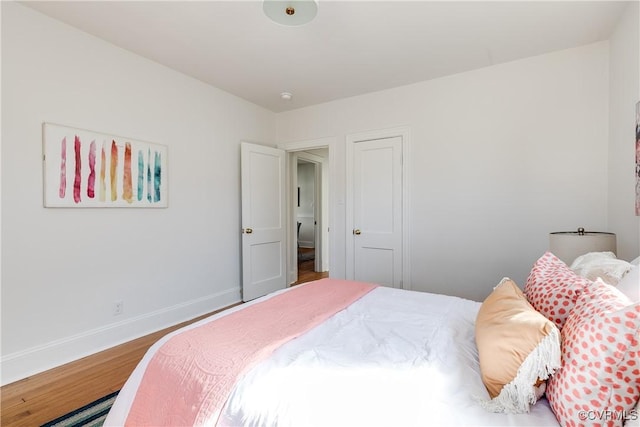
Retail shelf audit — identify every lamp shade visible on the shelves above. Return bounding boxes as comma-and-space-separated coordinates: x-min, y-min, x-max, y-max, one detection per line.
549, 228, 616, 265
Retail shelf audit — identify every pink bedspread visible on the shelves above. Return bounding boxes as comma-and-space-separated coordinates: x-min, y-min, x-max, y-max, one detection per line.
125, 279, 377, 426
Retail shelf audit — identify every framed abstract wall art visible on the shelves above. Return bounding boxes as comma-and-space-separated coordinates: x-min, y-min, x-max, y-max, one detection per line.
43, 123, 168, 208
636, 101, 640, 216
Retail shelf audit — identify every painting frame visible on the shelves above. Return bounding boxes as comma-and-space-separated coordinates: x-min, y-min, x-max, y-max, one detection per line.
636, 101, 640, 216
43, 123, 168, 208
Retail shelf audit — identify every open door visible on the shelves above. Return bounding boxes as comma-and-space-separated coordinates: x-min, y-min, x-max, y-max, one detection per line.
241, 142, 286, 301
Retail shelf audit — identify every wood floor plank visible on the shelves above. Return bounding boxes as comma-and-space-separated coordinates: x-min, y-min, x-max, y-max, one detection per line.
1, 267, 326, 427
0, 305, 241, 427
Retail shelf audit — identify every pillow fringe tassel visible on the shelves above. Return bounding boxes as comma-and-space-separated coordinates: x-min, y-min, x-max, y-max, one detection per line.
475, 326, 561, 414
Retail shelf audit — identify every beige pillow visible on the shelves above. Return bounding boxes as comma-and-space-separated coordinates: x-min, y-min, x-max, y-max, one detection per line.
475, 278, 561, 413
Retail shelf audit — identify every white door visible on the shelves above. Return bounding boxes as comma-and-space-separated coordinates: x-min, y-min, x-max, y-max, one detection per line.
351, 136, 403, 287
241, 142, 286, 301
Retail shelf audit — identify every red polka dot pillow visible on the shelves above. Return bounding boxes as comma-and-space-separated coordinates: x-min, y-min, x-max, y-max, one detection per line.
524, 252, 592, 330
546, 279, 640, 427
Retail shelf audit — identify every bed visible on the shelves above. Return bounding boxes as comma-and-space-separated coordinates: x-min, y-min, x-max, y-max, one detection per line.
105, 254, 640, 427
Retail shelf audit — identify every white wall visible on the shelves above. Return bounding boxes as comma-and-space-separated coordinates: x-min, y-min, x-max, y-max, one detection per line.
608, 1, 640, 260
277, 42, 612, 302
1, 2, 275, 385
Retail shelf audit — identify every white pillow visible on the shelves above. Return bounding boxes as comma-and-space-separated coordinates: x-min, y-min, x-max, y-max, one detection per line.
570, 251, 632, 285
617, 265, 639, 303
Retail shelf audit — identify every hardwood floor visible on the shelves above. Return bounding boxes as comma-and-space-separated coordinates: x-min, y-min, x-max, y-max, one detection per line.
0, 304, 239, 427
0, 258, 327, 427
294, 247, 329, 285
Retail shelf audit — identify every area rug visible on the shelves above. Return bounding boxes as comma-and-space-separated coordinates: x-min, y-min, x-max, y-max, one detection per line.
41, 391, 119, 427
299, 251, 315, 262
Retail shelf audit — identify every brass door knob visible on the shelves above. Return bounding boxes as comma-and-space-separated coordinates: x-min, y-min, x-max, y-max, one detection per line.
353, 229, 361, 235
244, 228, 253, 234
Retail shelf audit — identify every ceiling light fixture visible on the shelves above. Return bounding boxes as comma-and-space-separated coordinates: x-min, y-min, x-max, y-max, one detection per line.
263, 0, 318, 26
280, 92, 293, 101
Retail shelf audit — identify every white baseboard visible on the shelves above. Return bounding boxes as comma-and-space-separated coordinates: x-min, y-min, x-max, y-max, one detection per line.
1, 287, 241, 386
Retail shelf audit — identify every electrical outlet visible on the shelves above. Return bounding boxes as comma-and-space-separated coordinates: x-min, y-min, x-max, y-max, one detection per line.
113, 300, 123, 316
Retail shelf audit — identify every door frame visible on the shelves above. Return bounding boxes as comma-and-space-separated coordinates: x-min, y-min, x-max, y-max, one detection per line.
278, 137, 335, 285
345, 126, 411, 289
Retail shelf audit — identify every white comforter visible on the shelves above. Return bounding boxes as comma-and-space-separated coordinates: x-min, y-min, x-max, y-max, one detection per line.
106, 285, 560, 426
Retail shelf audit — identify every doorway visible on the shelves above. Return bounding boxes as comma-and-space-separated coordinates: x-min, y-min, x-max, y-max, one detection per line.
278, 138, 333, 286
296, 158, 316, 268
295, 152, 328, 284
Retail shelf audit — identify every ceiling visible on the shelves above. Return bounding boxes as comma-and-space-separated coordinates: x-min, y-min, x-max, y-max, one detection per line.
23, 1, 629, 112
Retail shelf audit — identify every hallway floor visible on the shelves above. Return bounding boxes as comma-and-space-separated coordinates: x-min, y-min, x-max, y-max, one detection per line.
294, 247, 328, 285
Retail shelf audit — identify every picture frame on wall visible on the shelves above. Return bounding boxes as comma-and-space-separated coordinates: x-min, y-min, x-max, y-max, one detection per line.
636, 101, 640, 216
43, 123, 168, 208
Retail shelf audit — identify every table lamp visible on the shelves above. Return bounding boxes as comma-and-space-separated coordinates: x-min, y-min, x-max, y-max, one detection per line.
549, 227, 616, 265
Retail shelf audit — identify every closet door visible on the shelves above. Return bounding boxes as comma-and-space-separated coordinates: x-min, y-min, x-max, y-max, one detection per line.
349, 136, 403, 288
